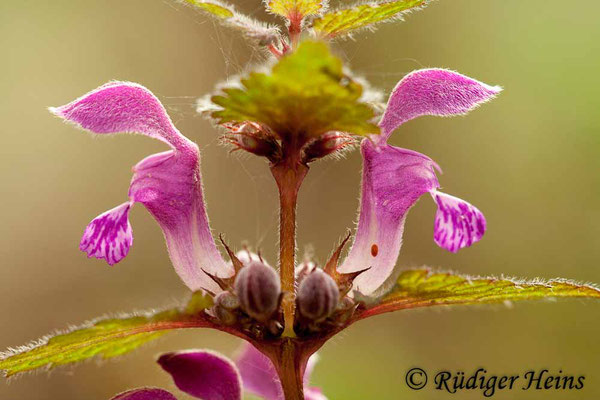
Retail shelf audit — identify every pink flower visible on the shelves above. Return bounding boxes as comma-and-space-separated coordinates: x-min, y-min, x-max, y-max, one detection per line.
51, 82, 233, 293
339, 69, 501, 294
110, 344, 326, 400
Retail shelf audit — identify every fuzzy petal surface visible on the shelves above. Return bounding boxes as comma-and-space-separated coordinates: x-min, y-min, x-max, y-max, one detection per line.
52, 82, 230, 291
158, 350, 242, 400
432, 191, 486, 253
111, 388, 178, 400
80, 201, 133, 266
379, 69, 501, 139
340, 140, 439, 295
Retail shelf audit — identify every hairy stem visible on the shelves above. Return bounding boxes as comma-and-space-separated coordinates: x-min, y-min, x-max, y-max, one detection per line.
271, 141, 308, 337
274, 339, 306, 400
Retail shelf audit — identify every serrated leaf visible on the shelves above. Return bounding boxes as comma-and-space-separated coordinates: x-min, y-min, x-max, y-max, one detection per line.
210, 41, 379, 138
184, 0, 280, 45
359, 268, 600, 318
267, 0, 324, 19
312, 0, 429, 38
0, 292, 214, 377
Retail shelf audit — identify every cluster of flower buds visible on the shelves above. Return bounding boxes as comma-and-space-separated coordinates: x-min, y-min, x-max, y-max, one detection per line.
209, 236, 365, 339
208, 240, 285, 339
294, 235, 365, 336
222, 122, 355, 165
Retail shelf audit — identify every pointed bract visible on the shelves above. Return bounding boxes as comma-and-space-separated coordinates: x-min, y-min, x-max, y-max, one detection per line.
379, 69, 501, 139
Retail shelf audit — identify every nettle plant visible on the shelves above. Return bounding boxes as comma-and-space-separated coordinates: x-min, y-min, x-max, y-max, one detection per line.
2, 1, 599, 399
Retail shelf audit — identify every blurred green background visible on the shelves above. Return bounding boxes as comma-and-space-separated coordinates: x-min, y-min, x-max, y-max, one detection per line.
1, 1, 599, 399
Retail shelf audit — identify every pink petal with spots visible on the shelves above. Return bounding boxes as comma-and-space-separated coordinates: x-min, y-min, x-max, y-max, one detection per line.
158, 350, 242, 400
80, 201, 133, 266
339, 140, 440, 295
52, 82, 231, 292
432, 191, 486, 253
379, 69, 501, 139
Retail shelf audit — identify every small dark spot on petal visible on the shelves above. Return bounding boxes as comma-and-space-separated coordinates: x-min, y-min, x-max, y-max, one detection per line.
371, 244, 379, 257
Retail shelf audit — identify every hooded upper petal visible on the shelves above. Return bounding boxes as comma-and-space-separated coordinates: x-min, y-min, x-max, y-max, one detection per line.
52, 82, 230, 292
379, 69, 501, 139
432, 191, 486, 253
339, 140, 439, 295
110, 388, 178, 400
158, 350, 242, 400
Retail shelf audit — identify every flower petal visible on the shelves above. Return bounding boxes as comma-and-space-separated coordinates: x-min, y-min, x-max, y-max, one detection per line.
235, 343, 282, 400
379, 69, 501, 139
111, 387, 178, 400
432, 191, 486, 253
80, 201, 133, 266
50, 81, 192, 151
129, 149, 231, 292
52, 82, 231, 291
339, 140, 439, 295
158, 350, 242, 400
305, 387, 328, 400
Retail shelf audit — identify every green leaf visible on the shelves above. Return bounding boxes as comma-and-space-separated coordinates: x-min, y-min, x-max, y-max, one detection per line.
184, 0, 279, 45
185, 0, 234, 18
0, 292, 214, 377
359, 268, 600, 317
267, 0, 324, 19
312, 0, 429, 38
210, 41, 379, 138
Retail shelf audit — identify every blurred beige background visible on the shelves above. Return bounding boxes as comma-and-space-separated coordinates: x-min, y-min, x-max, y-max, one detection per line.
1, 1, 599, 399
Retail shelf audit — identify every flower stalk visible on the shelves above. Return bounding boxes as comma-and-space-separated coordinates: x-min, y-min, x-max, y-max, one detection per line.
273, 339, 306, 400
271, 138, 308, 337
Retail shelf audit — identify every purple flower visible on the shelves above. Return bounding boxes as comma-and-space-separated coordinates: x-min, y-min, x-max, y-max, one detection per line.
50, 82, 233, 293
50, 70, 500, 299
339, 69, 501, 294
110, 344, 326, 400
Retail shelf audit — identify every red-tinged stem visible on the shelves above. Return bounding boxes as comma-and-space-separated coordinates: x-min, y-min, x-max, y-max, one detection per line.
268, 43, 284, 58
271, 139, 308, 337
276, 339, 305, 400
288, 12, 303, 49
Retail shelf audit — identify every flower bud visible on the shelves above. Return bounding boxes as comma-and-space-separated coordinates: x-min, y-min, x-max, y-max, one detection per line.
234, 261, 281, 321
302, 132, 353, 163
297, 269, 340, 322
213, 292, 240, 325
225, 122, 279, 158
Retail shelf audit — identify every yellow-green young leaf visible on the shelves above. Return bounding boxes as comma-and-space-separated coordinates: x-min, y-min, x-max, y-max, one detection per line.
184, 0, 279, 45
267, 0, 324, 19
312, 0, 429, 38
0, 292, 214, 377
210, 41, 379, 138
185, 0, 234, 18
359, 268, 600, 317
